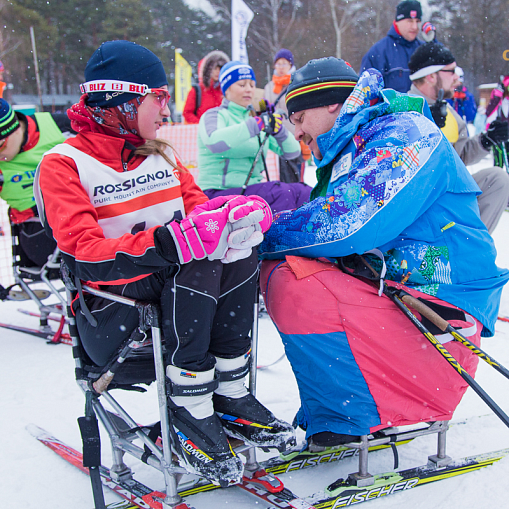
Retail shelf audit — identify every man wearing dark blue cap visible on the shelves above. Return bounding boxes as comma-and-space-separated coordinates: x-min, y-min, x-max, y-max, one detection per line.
257, 57, 508, 449
360, 0, 424, 93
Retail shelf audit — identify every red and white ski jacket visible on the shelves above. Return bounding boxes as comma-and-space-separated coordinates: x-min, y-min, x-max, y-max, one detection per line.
37, 120, 208, 286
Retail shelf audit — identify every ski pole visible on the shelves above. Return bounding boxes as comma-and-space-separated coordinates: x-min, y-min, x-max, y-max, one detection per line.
241, 132, 270, 195
384, 285, 509, 430
349, 255, 509, 430
247, 104, 271, 184
258, 135, 271, 182
500, 142, 509, 172
393, 288, 509, 382
496, 106, 509, 171
356, 255, 509, 378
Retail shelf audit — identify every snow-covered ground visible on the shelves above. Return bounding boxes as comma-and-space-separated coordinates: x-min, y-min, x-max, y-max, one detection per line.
3, 154, 509, 509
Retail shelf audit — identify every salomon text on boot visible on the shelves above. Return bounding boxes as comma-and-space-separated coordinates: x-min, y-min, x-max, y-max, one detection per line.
213, 352, 296, 452
166, 365, 243, 487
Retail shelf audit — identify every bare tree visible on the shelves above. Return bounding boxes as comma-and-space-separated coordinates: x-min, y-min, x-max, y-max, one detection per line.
209, 0, 300, 57
248, 0, 300, 55
328, 0, 364, 58
0, 0, 23, 60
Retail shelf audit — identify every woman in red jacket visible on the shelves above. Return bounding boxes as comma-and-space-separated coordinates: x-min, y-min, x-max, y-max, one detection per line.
183, 50, 229, 123
36, 41, 294, 486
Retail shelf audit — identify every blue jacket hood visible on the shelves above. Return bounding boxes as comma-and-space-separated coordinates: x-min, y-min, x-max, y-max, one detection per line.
316, 69, 432, 168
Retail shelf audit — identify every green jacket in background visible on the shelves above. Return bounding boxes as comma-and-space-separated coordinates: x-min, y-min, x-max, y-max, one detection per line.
197, 99, 300, 190
0, 112, 65, 211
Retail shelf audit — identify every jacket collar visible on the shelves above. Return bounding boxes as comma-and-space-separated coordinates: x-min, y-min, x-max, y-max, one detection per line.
316, 69, 429, 168
222, 98, 251, 117
387, 24, 417, 47
72, 131, 144, 172
409, 84, 434, 104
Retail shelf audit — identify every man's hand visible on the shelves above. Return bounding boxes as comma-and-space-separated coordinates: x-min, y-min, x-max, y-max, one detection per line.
480, 120, 509, 150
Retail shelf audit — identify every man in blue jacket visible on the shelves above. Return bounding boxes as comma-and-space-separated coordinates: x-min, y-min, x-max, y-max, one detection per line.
360, 0, 424, 93
258, 57, 509, 448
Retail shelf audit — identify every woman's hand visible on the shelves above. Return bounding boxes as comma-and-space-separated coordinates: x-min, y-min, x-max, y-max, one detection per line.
168, 195, 272, 264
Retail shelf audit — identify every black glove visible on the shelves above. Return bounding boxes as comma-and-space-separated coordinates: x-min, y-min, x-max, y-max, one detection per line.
429, 99, 448, 128
259, 112, 284, 135
480, 119, 509, 149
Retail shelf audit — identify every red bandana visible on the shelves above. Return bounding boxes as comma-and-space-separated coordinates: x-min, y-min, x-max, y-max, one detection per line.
67, 95, 146, 146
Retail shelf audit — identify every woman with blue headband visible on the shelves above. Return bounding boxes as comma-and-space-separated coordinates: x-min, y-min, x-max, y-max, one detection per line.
197, 61, 312, 213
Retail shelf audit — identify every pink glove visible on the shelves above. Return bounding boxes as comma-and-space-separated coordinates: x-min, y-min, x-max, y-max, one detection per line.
187, 195, 239, 218
168, 195, 272, 264
492, 85, 504, 99
237, 194, 272, 233
220, 195, 273, 264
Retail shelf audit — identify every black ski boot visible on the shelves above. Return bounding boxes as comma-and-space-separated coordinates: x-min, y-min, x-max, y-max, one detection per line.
308, 431, 360, 451
166, 365, 243, 487
214, 392, 296, 451
213, 353, 296, 452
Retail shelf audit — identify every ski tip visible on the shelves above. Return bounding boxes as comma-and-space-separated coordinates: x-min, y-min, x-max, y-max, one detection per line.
26, 423, 51, 439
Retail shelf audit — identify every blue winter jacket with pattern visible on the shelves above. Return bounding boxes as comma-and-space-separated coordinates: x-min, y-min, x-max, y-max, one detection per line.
259, 69, 509, 336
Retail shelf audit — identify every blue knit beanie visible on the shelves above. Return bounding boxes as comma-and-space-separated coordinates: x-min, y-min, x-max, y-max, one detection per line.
0, 99, 20, 140
219, 61, 256, 95
84, 41, 168, 107
274, 49, 294, 66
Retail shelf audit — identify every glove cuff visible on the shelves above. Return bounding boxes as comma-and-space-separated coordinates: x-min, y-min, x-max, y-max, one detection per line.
154, 226, 180, 261
167, 222, 193, 264
252, 116, 264, 134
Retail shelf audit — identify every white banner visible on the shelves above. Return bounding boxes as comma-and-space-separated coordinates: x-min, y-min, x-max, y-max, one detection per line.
231, 0, 254, 64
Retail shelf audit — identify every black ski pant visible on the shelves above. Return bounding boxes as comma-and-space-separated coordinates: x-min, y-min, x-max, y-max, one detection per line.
278, 154, 305, 184
16, 220, 57, 267
75, 251, 258, 371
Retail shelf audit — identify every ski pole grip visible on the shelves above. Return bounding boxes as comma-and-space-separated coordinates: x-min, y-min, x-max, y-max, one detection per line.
399, 293, 449, 332
93, 370, 115, 394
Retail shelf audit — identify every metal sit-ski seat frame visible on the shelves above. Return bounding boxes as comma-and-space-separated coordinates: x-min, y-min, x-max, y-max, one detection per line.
67, 281, 264, 509
11, 221, 67, 329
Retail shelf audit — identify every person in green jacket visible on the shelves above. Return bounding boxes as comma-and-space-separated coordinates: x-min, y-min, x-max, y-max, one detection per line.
197, 61, 311, 213
0, 98, 73, 267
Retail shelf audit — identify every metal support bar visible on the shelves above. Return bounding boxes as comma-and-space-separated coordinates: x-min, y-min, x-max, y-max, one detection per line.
151, 313, 184, 507
89, 401, 132, 481
347, 435, 375, 487
345, 421, 452, 486
428, 425, 452, 467
245, 286, 261, 472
